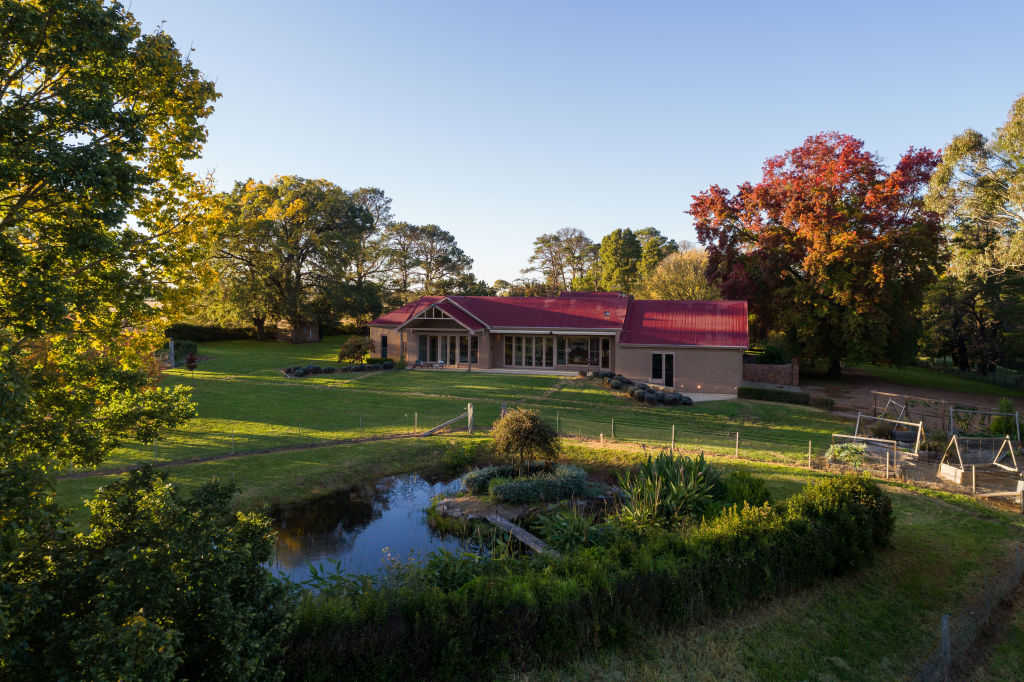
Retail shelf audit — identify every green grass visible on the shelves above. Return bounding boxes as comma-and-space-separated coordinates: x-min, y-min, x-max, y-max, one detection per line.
852, 363, 1024, 397
505, 484, 1024, 681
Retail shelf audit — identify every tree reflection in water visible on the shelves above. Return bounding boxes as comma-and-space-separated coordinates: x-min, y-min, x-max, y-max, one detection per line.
268, 474, 467, 581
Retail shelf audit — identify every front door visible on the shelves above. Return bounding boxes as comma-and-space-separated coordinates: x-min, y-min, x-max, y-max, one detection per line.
664, 354, 674, 387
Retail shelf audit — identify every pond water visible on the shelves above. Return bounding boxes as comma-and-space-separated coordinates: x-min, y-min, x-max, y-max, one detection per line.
268, 474, 472, 582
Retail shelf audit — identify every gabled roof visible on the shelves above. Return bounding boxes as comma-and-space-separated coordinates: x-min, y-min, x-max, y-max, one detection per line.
619, 300, 748, 348
370, 293, 749, 348
447, 293, 629, 330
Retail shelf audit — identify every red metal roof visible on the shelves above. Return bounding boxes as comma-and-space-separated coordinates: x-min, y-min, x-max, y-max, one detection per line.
619, 300, 748, 347
371, 293, 749, 348
370, 296, 443, 327
448, 293, 629, 329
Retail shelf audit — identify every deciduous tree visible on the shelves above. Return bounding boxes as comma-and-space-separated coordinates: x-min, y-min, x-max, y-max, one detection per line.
642, 248, 721, 300
691, 132, 942, 375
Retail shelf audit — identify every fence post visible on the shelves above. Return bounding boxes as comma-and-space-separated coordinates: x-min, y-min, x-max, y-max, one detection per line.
467, 403, 474, 434
556, 411, 560, 433
501, 402, 506, 417
972, 465, 976, 494
600, 433, 604, 444
414, 412, 418, 432
886, 452, 890, 479
611, 418, 615, 439
671, 425, 676, 454
298, 422, 301, 443
941, 614, 951, 679
231, 430, 235, 455
808, 441, 812, 467
734, 431, 739, 457
359, 415, 363, 431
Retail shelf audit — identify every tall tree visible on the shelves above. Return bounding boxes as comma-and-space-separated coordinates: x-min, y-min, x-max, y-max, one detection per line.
635, 227, 677, 280
213, 176, 373, 337
349, 187, 394, 289
409, 224, 474, 295
642, 248, 721, 300
923, 94, 1024, 372
691, 132, 943, 375
597, 228, 643, 294
525, 227, 598, 291
0, 2, 289, 677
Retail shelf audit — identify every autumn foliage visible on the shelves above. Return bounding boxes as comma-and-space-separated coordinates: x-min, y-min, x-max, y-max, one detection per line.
690, 132, 943, 375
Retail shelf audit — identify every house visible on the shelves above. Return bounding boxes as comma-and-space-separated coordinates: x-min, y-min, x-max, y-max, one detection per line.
276, 320, 320, 344
369, 292, 748, 393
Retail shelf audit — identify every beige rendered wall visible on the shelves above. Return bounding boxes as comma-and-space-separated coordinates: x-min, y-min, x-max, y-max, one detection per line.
615, 346, 742, 394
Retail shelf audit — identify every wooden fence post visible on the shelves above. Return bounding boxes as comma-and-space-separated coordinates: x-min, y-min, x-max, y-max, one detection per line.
734, 431, 739, 457
671, 425, 676, 454
414, 412, 418, 432
886, 452, 890, 479
467, 403, 474, 434
808, 440, 812, 467
611, 418, 615, 439
972, 465, 977, 494
942, 614, 951, 679
556, 411, 560, 433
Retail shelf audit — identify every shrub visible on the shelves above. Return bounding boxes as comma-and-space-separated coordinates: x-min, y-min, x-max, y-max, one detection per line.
166, 323, 254, 342
990, 397, 1017, 437
643, 392, 658, 405
809, 395, 835, 411
350, 364, 366, 373
284, 476, 893, 681
293, 369, 306, 377
491, 408, 559, 472
337, 336, 376, 363
382, 359, 395, 370
463, 463, 548, 495
487, 466, 589, 504
610, 380, 623, 390
825, 442, 867, 467
364, 357, 388, 365
532, 506, 619, 553
616, 452, 724, 531
737, 385, 824, 408
722, 470, 772, 507
867, 421, 892, 438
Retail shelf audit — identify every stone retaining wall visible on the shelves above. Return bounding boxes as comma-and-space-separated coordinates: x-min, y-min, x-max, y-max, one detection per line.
742, 360, 799, 386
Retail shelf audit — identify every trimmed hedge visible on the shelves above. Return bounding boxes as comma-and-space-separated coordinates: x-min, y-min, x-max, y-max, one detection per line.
487, 466, 589, 504
737, 385, 834, 411
285, 475, 893, 681
166, 323, 257, 342
463, 463, 548, 495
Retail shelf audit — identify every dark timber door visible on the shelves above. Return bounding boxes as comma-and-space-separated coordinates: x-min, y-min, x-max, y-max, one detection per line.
664, 354, 674, 387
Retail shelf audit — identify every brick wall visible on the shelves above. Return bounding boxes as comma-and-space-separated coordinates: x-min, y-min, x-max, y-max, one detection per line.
742, 360, 799, 386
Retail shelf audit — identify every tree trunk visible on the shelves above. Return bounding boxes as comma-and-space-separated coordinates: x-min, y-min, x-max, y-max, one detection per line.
826, 358, 842, 378
253, 317, 266, 341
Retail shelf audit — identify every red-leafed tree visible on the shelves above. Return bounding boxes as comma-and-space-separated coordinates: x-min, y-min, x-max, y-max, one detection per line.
690, 133, 943, 376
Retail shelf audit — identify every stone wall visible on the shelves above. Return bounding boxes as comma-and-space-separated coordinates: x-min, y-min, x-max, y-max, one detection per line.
742, 360, 799, 386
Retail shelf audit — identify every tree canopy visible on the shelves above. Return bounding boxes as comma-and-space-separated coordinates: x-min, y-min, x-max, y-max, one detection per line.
642, 248, 721, 301
691, 132, 943, 375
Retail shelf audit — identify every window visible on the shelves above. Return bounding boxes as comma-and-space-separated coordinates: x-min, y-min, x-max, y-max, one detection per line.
514, 336, 523, 365
524, 337, 534, 366
503, 336, 512, 365
600, 337, 610, 369
381, 335, 388, 359
652, 353, 663, 380
556, 336, 565, 365
567, 338, 589, 364
428, 336, 438, 362
418, 335, 428, 362
470, 336, 478, 363
543, 337, 554, 367
448, 336, 456, 365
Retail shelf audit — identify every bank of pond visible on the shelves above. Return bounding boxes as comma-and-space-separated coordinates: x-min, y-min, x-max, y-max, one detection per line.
274, 454, 894, 681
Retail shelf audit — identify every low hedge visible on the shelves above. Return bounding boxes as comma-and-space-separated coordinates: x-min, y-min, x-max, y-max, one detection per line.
166, 323, 257, 342
487, 466, 589, 504
737, 385, 834, 411
285, 475, 893, 681
463, 463, 549, 495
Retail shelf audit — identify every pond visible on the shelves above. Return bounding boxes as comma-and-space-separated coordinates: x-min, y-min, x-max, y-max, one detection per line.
268, 474, 473, 582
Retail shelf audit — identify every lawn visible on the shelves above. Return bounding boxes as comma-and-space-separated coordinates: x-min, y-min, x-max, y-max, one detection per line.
852, 363, 1024, 398
65, 339, 852, 479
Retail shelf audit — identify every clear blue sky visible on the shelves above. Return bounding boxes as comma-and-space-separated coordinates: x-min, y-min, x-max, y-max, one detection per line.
129, 0, 1024, 284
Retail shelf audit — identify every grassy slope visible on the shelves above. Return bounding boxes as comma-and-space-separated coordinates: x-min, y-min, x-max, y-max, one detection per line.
852, 363, 1024, 398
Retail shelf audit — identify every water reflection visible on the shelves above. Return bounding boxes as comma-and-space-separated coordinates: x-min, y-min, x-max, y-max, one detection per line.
269, 474, 469, 581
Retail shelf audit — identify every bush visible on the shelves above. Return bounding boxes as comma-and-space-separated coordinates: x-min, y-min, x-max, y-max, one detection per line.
610, 380, 623, 390
491, 408, 559, 472
737, 385, 829, 410
487, 466, 589, 504
990, 397, 1017, 437
284, 475, 893, 681
463, 463, 548, 495
440, 441, 485, 476
809, 395, 835, 411
338, 336, 376, 363
364, 357, 388, 365
382, 359, 395, 370
166, 323, 255, 342
826, 442, 867, 467
616, 452, 724, 531
721, 470, 773, 507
